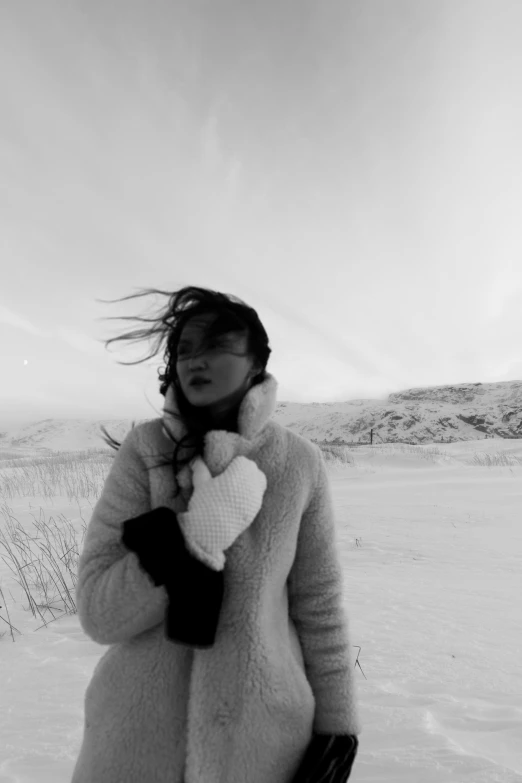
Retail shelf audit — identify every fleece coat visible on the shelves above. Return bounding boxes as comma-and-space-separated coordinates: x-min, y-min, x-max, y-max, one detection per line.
71, 372, 361, 783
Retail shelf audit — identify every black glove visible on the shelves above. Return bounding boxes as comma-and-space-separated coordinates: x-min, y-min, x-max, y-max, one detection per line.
121, 507, 179, 586
121, 507, 225, 647
291, 733, 359, 783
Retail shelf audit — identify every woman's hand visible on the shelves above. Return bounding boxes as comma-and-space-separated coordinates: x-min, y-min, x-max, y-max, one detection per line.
291, 734, 359, 782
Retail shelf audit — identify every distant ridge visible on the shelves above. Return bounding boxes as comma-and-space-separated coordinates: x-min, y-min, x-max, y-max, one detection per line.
0, 379, 520, 453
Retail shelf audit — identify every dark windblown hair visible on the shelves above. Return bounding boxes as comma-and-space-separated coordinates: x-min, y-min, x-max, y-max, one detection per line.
97, 286, 272, 494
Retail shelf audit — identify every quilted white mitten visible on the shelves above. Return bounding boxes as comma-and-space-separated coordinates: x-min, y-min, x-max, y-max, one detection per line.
177, 455, 267, 571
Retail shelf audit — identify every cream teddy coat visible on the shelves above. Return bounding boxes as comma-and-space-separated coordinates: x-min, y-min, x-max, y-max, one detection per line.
71, 373, 360, 783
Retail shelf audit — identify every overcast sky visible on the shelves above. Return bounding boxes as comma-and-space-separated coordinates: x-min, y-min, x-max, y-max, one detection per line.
1, 0, 522, 427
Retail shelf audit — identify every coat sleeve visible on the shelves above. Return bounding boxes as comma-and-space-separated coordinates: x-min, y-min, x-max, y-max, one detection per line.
288, 447, 361, 736
75, 426, 167, 644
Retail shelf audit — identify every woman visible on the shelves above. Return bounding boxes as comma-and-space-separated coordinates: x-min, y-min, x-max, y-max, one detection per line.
71, 285, 361, 783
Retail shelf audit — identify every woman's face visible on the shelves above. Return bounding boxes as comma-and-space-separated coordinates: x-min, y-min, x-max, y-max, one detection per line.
175, 313, 260, 410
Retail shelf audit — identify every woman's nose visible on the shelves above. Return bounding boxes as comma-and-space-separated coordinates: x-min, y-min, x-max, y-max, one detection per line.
187, 354, 208, 369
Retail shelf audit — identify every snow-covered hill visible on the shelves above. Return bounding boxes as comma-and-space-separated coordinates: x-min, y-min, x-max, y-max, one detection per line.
0, 379, 520, 453
275, 379, 522, 445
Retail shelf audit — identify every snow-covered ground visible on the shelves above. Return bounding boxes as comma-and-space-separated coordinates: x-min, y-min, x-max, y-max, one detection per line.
1, 439, 521, 782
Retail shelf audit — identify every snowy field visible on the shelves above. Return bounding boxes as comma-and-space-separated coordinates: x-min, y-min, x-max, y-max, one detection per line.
1, 439, 521, 782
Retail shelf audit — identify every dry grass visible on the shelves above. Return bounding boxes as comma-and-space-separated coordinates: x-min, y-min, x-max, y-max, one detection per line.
318, 442, 451, 465
318, 442, 522, 468
0, 449, 111, 641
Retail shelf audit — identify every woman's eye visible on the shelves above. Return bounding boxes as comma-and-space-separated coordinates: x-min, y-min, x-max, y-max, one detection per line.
176, 340, 223, 358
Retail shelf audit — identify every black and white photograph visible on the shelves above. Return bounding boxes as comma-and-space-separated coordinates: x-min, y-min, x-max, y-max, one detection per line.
1, 1, 521, 781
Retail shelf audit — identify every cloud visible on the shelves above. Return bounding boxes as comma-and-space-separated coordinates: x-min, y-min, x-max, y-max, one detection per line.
0, 305, 47, 337
0, 304, 113, 362
52, 327, 109, 360
239, 286, 406, 385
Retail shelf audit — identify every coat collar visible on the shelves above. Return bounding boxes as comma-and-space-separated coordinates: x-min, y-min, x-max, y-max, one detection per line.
161, 372, 278, 486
